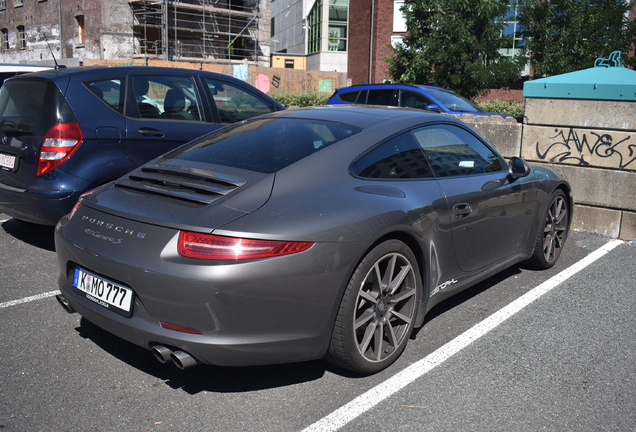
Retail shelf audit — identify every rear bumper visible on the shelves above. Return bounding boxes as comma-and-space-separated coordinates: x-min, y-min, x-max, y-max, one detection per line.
0, 183, 82, 225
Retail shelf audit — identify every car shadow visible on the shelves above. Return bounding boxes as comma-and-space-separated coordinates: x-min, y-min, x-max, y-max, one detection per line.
415, 264, 523, 333
1, 218, 56, 251
72, 265, 526, 392
75, 317, 335, 393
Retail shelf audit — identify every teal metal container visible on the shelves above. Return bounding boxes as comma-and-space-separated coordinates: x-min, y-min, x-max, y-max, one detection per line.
523, 61, 636, 101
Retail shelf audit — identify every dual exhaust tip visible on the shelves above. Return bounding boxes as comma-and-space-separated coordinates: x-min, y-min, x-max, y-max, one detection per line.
151, 345, 199, 370
56, 294, 199, 370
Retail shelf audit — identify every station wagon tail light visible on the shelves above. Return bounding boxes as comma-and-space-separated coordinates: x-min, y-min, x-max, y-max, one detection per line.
37, 121, 84, 176
178, 232, 314, 261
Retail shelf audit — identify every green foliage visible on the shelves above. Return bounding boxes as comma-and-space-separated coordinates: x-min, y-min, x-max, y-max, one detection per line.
388, 0, 524, 99
519, 0, 636, 78
478, 100, 524, 118
270, 92, 331, 108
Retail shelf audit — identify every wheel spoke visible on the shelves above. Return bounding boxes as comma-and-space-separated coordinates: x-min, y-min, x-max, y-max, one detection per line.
373, 321, 384, 361
380, 255, 397, 294
391, 286, 416, 304
359, 319, 378, 354
385, 320, 398, 353
355, 309, 375, 330
389, 309, 412, 325
388, 264, 412, 295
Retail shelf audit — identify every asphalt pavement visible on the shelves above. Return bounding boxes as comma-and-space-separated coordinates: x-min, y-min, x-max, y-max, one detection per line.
1, 214, 634, 431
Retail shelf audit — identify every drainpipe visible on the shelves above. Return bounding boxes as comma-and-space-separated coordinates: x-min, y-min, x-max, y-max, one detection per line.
59, 0, 63, 59
368, 0, 374, 83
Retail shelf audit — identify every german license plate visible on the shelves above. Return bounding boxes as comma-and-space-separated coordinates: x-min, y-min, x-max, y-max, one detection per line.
73, 267, 134, 316
0, 153, 17, 172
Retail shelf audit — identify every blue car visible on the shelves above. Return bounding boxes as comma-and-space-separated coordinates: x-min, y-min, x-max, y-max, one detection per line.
0, 66, 284, 225
326, 83, 511, 118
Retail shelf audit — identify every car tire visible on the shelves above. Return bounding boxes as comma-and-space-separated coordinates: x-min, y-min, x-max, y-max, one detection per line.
326, 240, 420, 374
527, 190, 569, 269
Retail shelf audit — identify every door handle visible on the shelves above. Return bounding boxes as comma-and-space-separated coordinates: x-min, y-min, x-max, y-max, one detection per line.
138, 128, 165, 138
453, 203, 472, 218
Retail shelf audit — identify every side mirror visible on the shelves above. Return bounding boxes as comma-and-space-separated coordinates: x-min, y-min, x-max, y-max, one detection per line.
424, 104, 441, 112
508, 157, 531, 178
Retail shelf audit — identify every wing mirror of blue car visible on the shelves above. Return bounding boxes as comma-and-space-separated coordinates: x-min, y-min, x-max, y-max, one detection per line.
424, 104, 441, 112
508, 157, 531, 179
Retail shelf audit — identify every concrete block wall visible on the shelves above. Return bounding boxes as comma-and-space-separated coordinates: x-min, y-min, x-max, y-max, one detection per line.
522, 98, 636, 240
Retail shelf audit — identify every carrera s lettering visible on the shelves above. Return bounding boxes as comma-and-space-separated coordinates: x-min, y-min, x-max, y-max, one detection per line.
84, 228, 123, 244
81, 215, 146, 238
430, 278, 458, 297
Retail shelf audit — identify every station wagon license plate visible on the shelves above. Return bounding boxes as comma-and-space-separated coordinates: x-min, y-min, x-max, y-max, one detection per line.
0, 153, 17, 172
73, 267, 134, 316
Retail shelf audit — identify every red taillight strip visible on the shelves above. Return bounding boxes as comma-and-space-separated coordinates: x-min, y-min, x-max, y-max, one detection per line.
178, 232, 314, 261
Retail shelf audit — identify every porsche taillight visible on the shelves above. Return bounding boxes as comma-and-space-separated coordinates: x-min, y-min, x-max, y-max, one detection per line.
178, 232, 314, 261
37, 121, 84, 176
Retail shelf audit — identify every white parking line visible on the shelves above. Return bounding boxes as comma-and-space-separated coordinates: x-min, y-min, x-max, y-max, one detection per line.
0, 290, 60, 309
302, 239, 623, 432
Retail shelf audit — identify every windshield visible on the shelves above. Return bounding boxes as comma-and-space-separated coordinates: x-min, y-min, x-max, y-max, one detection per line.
425, 89, 482, 113
167, 117, 362, 174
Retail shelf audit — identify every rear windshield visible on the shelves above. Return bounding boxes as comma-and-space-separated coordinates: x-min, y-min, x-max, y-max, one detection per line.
167, 117, 362, 173
0, 78, 74, 136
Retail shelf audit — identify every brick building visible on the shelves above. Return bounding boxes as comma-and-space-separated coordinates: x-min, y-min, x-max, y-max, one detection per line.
0, 0, 270, 67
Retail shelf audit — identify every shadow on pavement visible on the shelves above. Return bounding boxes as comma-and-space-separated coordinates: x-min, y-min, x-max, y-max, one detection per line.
1, 217, 56, 251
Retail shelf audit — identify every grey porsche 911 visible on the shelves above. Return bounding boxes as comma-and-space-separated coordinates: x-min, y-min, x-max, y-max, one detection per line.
54, 106, 571, 374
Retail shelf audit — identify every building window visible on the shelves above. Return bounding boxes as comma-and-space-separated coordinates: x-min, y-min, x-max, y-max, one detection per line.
393, 1, 407, 32
0, 0, 6, 11
284, 59, 294, 68
307, 1, 321, 54
0, 29, 8, 51
499, 0, 523, 59
76, 15, 85, 44
328, 0, 348, 51
17, 25, 25, 49
14, 0, 22, 7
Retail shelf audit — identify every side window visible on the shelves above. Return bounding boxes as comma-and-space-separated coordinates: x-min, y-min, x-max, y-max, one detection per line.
412, 124, 505, 177
131, 75, 204, 121
204, 78, 275, 124
352, 132, 434, 179
84, 78, 124, 114
399, 90, 433, 109
338, 91, 359, 103
366, 89, 397, 106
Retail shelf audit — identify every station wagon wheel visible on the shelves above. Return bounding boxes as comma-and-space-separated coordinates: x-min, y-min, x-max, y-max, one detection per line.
327, 240, 420, 374
527, 190, 569, 269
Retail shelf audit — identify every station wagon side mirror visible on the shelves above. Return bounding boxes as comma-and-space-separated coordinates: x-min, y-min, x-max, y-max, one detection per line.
508, 157, 531, 178
424, 104, 441, 112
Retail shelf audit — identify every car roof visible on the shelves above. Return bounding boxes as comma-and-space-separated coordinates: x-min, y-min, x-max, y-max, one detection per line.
334, 83, 452, 93
269, 105, 456, 128
0, 63, 54, 73
10, 65, 235, 81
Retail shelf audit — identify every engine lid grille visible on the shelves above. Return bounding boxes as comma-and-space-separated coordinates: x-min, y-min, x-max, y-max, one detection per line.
115, 165, 246, 205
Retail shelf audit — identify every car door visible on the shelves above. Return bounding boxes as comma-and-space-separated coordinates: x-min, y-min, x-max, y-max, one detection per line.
124, 72, 220, 166
412, 123, 537, 272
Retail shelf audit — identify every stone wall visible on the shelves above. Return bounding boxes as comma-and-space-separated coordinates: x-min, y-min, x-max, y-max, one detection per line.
522, 98, 636, 240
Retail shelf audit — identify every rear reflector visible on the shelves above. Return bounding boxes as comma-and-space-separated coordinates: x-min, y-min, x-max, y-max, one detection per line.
160, 321, 202, 335
37, 121, 84, 176
178, 232, 314, 261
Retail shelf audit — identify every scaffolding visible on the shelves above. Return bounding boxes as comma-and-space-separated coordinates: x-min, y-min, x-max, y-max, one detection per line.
130, 0, 266, 65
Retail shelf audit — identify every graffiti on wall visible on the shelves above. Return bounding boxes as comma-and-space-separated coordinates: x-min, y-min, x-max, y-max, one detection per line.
535, 127, 636, 170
